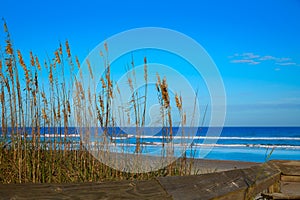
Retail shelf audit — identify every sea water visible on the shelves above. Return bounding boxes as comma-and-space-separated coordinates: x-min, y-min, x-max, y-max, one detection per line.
1, 127, 299, 162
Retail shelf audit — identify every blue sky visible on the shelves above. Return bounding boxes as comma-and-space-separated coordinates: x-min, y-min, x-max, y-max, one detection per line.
1, 0, 300, 126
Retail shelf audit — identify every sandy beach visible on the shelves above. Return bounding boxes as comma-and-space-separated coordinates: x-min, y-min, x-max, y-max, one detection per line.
187, 159, 261, 174
183, 158, 259, 174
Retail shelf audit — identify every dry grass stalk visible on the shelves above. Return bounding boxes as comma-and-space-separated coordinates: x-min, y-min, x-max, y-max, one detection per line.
49, 64, 53, 84
86, 59, 94, 80
0, 21, 198, 183
75, 56, 80, 69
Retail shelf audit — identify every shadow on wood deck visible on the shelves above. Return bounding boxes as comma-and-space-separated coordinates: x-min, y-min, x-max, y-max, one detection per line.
0, 160, 299, 200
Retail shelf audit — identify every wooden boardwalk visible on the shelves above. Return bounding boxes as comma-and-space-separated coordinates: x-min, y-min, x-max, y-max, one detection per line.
0, 160, 299, 200
262, 160, 300, 200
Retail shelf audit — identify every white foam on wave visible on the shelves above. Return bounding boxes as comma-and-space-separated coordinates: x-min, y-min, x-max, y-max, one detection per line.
84, 141, 300, 150
16, 133, 300, 141
112, 135, 300, 140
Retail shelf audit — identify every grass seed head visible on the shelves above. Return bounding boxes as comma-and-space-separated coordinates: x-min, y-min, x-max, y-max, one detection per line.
59, 43, 63, 55
35, 56, 41, 70
175, 94, 182, 110
55, 51, 61, 64
3, 20, 8, 32
5, 58, 13, 78
101, 78, 106, 88
161, 78, 170, 108
65, 40, 71, 58
104, 42, 108, 52
49, 65, 53, 84
5, 40, 13, 55
30, 51, 35, 66
75, 56, 80, 69
86, 59, 94, 79
17, 50, 26, 69
67, 100, 71, 115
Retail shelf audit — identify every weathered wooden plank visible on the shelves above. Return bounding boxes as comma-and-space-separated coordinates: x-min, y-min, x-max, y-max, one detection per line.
157, 163, 281, 200
0, 180, 171, 200
219, 163, 281, 200
271, 160, 300, 176
262, 192, 300, 200
281, 175, 300, 182
281, 181, 300, 196
268, 181, 280, 194
158, 169, 248, 200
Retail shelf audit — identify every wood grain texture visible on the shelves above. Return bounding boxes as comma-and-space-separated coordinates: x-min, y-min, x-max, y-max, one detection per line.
262, 192, 300, 200
281, 175, 300, 182
157, 163, 281, 200
0, 180, 171, 200
270, 160, 300, 176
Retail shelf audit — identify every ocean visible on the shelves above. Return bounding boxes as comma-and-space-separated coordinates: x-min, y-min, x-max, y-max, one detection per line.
1, 127, 300, 163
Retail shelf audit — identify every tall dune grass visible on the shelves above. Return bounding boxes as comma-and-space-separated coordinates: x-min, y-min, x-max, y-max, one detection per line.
0, 20, 198, 183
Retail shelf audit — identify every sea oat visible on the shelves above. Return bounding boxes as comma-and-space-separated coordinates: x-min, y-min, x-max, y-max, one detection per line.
41, 92, 47, 105
86, 59, 94, 79
75, 56, 80, 69
104, 42, 108, 52
65, 40, 71, 58
34, 71, 38, 91
99, 95, 104, 114
30, 51, 35, 66
106, 64, 112, 87
32, 90, 37, 106
55, 51, 61, 64
0, 60, 3, 78
35, 56, 41, 70
42, 108, 47, 120
156, 73, 161, 86
3, 20, 8, 33
59, 43, 63, 55
17, 50, 26, 69
6, 58, 13, 79
128, 77, 133, 91
67, 100, 71, 116
49, 64, 53, 84
5, 40, 13, 55
175, 93, 182, 110
25, 69, 30, 88
116, 82, 120, 94
183, 112, 186, 125
100, 78, 106, 89
144, 57, 148, 82
44, 60, 48, 69
161, 78, 170, 108
57, 101, 61, 121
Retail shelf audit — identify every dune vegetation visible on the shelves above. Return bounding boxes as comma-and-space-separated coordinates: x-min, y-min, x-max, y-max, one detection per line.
0, 20, 199, 184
